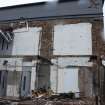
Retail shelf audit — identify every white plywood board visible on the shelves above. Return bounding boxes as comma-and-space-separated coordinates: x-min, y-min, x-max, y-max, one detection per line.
57, 68, 79, 93
54, 23, 92, 55
12, 27, 41, 56
50, 67, 79, 93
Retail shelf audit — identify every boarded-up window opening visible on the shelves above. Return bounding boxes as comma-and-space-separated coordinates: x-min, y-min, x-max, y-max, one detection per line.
12, 27, 41, 56
54, 23, 92, 55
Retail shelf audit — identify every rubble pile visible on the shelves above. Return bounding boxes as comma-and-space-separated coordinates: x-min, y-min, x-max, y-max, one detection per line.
0, 90, 95, 105
18, 90, 95, 105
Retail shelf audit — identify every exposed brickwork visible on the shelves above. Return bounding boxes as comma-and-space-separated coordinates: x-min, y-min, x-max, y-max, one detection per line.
92, 20, 104, 56
40, 22, 53, 60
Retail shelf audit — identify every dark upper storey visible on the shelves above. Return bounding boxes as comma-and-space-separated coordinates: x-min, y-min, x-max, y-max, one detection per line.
0, 0, 103, 22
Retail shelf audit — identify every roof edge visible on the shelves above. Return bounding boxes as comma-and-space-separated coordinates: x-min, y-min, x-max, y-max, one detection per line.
0, 13, 103, 23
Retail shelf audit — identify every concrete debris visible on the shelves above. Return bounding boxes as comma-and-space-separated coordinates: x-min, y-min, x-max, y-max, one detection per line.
32, 88, 54, 98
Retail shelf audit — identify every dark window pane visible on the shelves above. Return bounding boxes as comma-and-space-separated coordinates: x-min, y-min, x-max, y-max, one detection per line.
0, 71, 2, 84
23, 76, 26, 91
1, 39, 4, 50
6, 43, 8, 50
2, 76, 5, 88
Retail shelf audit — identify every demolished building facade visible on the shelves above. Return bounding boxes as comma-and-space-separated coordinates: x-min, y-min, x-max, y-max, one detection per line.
0, 0, 104, 104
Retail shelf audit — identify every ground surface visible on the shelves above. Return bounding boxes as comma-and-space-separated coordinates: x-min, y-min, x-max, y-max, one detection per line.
18, 98, 95, 105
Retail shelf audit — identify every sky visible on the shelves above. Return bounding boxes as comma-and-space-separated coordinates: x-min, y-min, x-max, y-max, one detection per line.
0, 0, 53, 7
0, 0, 43, 7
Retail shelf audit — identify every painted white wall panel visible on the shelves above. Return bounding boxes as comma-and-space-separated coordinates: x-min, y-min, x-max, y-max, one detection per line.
6, 85, 19, 97
51, 57, 93, 67
31, 68, 36, 90
0, 58, 23, 71
54, 23, 92, 55
50, 65, 58, 93
12, 27, 41, 56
